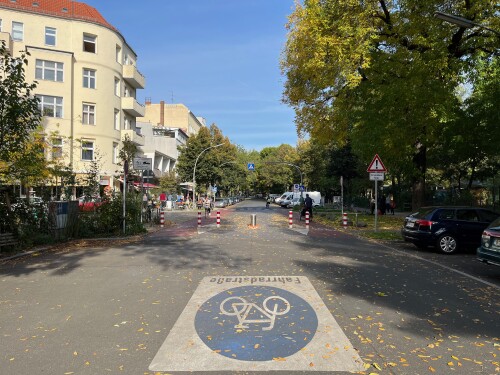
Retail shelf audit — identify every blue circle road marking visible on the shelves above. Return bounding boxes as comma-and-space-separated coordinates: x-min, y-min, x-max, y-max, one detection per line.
195, 285, 318, 361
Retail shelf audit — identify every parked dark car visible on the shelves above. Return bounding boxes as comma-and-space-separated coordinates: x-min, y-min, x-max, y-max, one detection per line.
401, 206, 500, 254
477, 216, 500, 266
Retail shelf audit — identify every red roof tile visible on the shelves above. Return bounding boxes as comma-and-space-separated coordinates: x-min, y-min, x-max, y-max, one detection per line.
0, 0, 117, 31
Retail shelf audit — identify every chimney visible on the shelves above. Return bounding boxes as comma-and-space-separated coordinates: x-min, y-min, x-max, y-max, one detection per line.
160, 100, 165, 126
145, 97, 151, 105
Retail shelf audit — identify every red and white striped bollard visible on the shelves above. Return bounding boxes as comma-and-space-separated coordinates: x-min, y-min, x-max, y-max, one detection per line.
343, 212, 348, 227
289, 210, 293, 229
160, 211, 165, 228
305, 211, 309, 229
217, 211, 221, 228
198, 211, 202, 228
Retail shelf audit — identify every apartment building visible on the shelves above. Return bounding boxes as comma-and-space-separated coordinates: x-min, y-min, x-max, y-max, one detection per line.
136, 121, 188, 178
138, 100, 205, 137
136, 100, 205, 179
0, 0, 145, 194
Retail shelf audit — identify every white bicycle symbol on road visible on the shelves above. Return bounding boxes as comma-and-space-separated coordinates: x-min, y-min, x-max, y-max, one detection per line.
220, 296, 291, 331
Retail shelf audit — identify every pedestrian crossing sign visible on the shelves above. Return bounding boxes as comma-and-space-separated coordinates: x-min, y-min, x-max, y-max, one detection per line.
247, 163, 255, 171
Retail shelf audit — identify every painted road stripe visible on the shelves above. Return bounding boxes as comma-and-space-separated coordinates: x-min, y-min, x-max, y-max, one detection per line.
149, 276, 365, 372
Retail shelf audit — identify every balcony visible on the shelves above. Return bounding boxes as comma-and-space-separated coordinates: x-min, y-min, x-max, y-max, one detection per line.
121, 97, 145, 117
122, 64, 145, 89
121, 129, 145, 146
0, 32, 13, 55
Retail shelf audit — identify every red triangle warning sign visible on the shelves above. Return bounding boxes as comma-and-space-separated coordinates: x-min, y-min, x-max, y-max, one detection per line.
367, 154, 387, 172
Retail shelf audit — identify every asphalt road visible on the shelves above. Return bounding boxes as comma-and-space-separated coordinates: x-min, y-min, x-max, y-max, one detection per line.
0, 198, 498, 374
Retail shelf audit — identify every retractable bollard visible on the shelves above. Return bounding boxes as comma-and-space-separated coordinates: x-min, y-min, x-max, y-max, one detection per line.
160, 211, 165, 228
198, 211, 202, 228
343, 212, 348, 227
250, 214, 257, 227
289, 210, 293, 229
305, 211, 310, 229
217, 211, 221, 228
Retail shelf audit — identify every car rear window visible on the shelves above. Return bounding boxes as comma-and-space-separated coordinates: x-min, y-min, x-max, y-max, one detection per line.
436, 209, 455, 220
456, 209, 480, 222
410, 207, 439, 219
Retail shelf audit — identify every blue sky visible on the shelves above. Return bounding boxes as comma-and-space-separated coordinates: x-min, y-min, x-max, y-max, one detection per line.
84, 0, 298, 151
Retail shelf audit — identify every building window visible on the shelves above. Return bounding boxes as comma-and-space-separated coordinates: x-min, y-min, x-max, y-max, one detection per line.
116, 45, 121, 63
0, 19, 3, 32
123, 53, 129, 65
81, 140, 94, 161
36, 95, 63, 118
35, 59, 63, 82
83, 34, 96, 53
113, 142, 119, 164
114, 109, 120, 130
45, 27, 56, 46
82, 103, 95, 125
12, 21, 23, 41
124, 116, 130, 130
83, 69, 96, 89
51, 137, 63, 160
114, 77, 120, 96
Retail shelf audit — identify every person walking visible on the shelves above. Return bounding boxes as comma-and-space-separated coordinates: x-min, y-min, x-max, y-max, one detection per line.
204, 195, 212, 218
304, 193, 313, 220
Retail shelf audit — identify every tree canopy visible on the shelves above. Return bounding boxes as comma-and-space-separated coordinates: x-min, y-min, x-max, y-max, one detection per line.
281, 0, 499, 208
0, 41, 41, 161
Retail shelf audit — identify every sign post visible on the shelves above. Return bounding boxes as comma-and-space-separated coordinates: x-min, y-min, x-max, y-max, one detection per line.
367, 154, 387, 232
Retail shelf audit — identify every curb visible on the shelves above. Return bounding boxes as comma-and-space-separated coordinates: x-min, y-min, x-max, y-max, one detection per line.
0, 225, 165, 263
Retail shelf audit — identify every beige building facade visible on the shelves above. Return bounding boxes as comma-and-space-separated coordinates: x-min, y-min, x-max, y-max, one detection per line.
0, 0, 145, 193
138, 101, 205, 137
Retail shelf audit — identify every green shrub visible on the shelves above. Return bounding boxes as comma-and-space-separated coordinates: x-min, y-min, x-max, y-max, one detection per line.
77, 194, 146, 237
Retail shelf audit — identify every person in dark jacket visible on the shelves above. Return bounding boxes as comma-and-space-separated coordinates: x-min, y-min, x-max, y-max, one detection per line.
304, 193, 313, 219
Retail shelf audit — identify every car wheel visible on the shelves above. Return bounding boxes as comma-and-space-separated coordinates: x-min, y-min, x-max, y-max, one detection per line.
437, 234, 458, 254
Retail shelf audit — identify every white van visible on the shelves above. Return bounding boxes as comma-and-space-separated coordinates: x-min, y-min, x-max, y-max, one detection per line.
280, 191, 321, 208
275, 192, 293, 205
305, 191, 322, 207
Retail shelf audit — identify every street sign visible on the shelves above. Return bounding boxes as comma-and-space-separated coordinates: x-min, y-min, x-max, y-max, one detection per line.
369, 172, 385, 181
247, 163, 255, 171
133, 157, 152, 171
367, 154, 387, 172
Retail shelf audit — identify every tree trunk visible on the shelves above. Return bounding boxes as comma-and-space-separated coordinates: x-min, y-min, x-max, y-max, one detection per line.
412, 142, 426, 210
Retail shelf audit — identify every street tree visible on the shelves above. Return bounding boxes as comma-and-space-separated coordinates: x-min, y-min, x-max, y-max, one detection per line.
281, 0, 498, 209
258, 144, 299, 193
176, 124, 233, 198
159, 171, 180, 195
0, 40, 41, 162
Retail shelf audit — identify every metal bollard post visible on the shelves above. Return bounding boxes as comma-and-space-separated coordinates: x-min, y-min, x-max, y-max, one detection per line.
305, 211, 309, 229
160, 211, 165, 228
217, 211, 221, 228
289, 210, 293, 229
250, 214, 257, 227
198, 211, 202, 228
343, 212, 348, 227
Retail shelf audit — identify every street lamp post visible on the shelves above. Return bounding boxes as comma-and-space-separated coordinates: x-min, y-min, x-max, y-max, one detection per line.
435, 11, 500, 36
192, 143, 224, 203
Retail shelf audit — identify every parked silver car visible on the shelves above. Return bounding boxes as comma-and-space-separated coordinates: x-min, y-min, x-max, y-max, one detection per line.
214, 198, 228, 208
